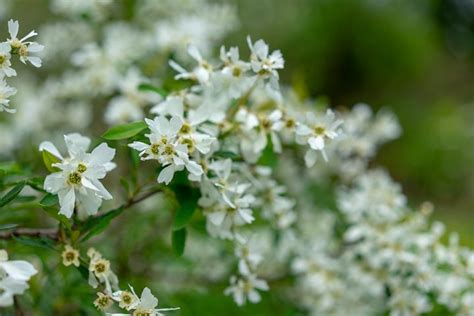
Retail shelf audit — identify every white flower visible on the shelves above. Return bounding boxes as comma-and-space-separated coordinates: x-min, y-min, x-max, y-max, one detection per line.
236, 108, 284, 161
247, 36, 284, 77
39, 133, 116, 218
246, 36, 284, 98
108, 287, 179, 316
169, 44, 213, 84
0, 42, 16, 77
224, 274, 269, 306
7, 19, 44, 67
235, 240, 263, 276
129, 116, 203, 184
88, 254, 119, 295
0, 249, 37, 307
151, 98, 216, 156
0, 77, 17, 113
203, 181, 256, 240
296, 109, 342, 166
216, 46, 253, 99
112, 287, 139, 310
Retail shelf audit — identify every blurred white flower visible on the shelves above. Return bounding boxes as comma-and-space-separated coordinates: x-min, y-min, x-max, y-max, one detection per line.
0, 249, 37, 307
224, 274, 269, 306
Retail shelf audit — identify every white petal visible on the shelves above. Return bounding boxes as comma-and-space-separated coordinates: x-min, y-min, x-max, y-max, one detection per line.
139, 287, 158, 310
58, 188, 76, 218
308, 136, 325, 150
89, 143, 115, 166
157, 165, 176, 185
0, 261, 36, 281
39, 141, 63, 160
185, 160, 203, 176
8, 20, 19, 39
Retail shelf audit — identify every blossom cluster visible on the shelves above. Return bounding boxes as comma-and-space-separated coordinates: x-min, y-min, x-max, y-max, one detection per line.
60, 245, 178, 315
290, 170, 474, 316
0, 20, 43, 113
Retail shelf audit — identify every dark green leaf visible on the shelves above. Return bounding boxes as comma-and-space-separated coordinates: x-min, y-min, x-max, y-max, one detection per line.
80, 207, 124, 241
138, 83, 168, 97
172, 228, 187, 256
77, 265, 90, 280
13, 236, 56, 251
0, 181, 26, 208
102, 121, 147, 140
172, 187, 200, 231
40, 193, 59, 207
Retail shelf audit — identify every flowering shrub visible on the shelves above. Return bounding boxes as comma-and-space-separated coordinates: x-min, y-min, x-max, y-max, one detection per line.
1, 1, 473, 315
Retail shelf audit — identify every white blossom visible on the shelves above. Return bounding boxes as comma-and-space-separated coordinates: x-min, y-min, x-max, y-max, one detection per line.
40, 133, 116, 218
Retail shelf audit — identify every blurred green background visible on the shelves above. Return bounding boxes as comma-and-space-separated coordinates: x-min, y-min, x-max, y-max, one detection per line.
3, 0, 474, 314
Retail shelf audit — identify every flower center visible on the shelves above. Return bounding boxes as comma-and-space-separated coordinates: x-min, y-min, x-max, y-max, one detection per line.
65, 251, 76, 261
180, 122, 192, 134
285, 118, 295, 129
314, 126, 325, 135
95, 262, 106, 273
232, 66, 242, 77
181, 138, 195, 153
122, 293, 133, 304
19, 44, 28, 57
163, 144, 174, 156
150, 143, 160, 154
0, 55, 5, 64
10, 38, 21, 49
77, 163, 87, 173
68, 172, 82, 185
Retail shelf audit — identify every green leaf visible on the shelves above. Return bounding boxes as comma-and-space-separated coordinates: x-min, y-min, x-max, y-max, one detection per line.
0, 223, 18, 231
40, 193, 59, 207
138, 83, 168, 97
13, 236, 56, 251
80, 207, 124, 241
0, 181, 26, 208
77, 265, 90, 280
42, 207, 71, 230
102, 121, 147, 140
172, 187, 199, 231
172, 228, 187, 256
42, 150, 61, 172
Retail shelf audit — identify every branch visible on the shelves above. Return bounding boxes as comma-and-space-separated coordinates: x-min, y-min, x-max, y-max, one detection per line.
0, 228, 58, 240
0, 188, 163, 240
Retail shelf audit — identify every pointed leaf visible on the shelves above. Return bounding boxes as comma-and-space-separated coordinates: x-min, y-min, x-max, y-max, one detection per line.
0, 181, 26, 208
102, 121, 147, 140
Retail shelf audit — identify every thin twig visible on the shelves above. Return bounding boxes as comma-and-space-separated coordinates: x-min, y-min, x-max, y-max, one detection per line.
14, 296, 24, 316
0, 188, 163, 240
0, 228, 58, 240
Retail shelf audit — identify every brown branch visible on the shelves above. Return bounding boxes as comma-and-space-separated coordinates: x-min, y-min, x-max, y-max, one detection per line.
14, 296, 24, 316
91, 187, 163, 219
0, 188, 163, 240
0, 228, 58, 240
